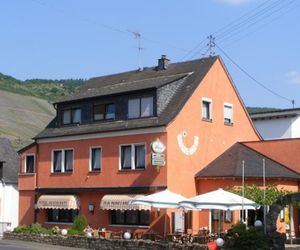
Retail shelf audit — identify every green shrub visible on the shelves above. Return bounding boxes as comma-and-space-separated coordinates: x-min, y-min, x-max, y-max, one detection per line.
13, 223, 52, 235
13, 225, 30, 233
224, 222, 270, 250
67, 228, 81, 235
71, 215, 87, 233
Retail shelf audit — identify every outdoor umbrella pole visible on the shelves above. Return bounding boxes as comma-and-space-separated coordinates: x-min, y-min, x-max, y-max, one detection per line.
164, 212, 167, 239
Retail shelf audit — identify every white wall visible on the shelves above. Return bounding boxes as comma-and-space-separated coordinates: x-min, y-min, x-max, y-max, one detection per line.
253, 118, 293, 139
0, 183, 19, 229
291, 116, 300, 138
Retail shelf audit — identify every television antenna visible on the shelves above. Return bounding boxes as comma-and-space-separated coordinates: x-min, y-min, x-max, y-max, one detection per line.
128, 30, 144, 70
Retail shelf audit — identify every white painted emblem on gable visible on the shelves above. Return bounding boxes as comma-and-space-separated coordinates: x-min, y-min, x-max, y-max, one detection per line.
177, 131, 199, 156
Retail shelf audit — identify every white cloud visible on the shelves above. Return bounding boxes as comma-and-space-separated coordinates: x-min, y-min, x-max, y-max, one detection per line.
286, 71, 300, 85
217, 0, 255, 6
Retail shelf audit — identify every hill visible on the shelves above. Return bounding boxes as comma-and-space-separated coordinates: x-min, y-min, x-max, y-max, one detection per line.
0, 90, 55, 149
0, 72, 85, 102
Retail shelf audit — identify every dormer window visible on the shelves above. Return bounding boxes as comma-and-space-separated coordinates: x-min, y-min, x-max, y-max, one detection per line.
93, 103, 115, 121
128, 97, 153, 119
62, 108, 81, 125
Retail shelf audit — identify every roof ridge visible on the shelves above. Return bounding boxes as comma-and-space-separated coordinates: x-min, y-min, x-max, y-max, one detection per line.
97, 72, 193, 90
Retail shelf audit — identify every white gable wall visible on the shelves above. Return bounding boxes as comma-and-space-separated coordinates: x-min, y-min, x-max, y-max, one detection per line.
253, 117, 293, 139
291, 116, 300, 138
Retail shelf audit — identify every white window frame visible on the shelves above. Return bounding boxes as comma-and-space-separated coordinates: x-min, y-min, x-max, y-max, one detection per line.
119, 143, 146, 170
224, 102, 233, 124
24, 154, 35, 173
89, 146, 102, 172
201, 97, 212, 120
51, 148, 74, 173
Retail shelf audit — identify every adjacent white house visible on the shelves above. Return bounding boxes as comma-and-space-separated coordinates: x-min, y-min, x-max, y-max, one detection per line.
250, 108, 300, 139
0, 138, 19, 234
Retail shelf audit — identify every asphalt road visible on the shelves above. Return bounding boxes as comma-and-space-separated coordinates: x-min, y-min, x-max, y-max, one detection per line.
0, 240, 87, 250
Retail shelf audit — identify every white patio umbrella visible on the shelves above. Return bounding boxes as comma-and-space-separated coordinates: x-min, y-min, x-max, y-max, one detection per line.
179, 188, 259, 211
179, 188, 259, 235
131, 189, 187, 237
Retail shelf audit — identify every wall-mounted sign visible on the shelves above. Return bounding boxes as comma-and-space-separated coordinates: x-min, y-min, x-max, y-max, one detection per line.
151, 139, 166, 153
177, 131, 199, 156
151, 153, 165, 166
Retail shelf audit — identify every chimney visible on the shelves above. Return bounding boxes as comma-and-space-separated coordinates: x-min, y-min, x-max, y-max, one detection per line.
157, 55, 170, 70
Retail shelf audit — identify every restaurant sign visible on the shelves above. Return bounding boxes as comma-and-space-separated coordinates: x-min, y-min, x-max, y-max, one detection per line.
151, 153, 165, 166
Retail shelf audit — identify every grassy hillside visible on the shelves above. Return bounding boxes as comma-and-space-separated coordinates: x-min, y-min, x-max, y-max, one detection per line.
0, 73, 85, 102
0, 90, 55, 149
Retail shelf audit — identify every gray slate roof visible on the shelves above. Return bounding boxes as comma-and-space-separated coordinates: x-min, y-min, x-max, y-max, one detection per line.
0, 138, 18, 184
35, 56, 218, 139
251, 108, 300, 120
195, 142, 300, 179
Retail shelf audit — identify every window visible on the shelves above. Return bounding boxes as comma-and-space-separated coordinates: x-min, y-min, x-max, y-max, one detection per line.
25, 155, 35, 173
47, 209, 78, 223
120, 144, 146, 170
202, 98, 212, 120
111, 210, 150, 226
62, 108, 81, 125
90, 147, 101, 171
93, 103, 115, 121
52, 149, 74, 173
128, 97, 153, 119
224, 103, 233, 124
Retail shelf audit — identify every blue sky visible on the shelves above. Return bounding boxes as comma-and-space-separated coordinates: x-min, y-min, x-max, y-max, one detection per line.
0, 0, 299, 108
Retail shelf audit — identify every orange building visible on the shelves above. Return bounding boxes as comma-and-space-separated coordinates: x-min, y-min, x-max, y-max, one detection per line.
195, 141, 300, 234
18, 55, 261, 234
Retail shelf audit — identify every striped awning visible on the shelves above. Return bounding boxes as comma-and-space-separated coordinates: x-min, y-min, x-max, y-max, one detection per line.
37, 195, 80, 210
100, 194, 151, 211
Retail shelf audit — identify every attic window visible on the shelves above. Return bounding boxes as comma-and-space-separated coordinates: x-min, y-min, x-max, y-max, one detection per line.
128, 97, 153, 119
202, 97, 212, 121
94, 103, 115, 121
224, 103, 233, 124
62, 108, 81, 125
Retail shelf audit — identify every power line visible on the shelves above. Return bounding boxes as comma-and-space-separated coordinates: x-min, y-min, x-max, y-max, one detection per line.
215, 43, 294, 106
185, 0, 297, 59
217, 0, 297, 46
221, 0, 300, 49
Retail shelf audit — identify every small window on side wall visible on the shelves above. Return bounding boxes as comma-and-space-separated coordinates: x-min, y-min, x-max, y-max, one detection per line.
202, 97, 212, 120
25, 155, 35, 173
224, 103, 233, 124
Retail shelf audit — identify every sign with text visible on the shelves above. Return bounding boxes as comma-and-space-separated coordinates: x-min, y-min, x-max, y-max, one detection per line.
151, 153, 165, 166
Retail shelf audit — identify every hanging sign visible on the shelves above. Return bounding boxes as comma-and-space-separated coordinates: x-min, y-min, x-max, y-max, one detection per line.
151, 139, 166, 153
151, 153, 165, 166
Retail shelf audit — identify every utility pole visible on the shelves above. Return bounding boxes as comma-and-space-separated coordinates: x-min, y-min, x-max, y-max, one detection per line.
207, 35, 216, 57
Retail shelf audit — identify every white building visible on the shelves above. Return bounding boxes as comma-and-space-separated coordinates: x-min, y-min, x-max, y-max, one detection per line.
0, 138, 19, 234
251, 108, 300, 139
